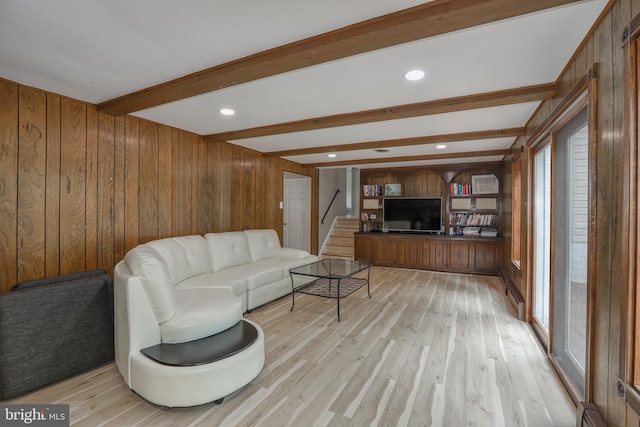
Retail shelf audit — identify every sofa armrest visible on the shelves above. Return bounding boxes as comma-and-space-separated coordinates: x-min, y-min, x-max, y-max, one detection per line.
280, 247, 311, 259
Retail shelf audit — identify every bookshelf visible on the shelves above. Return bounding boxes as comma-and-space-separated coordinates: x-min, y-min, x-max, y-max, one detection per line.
360, 183, 397, 231
448, 173, 500, 237
358, 164, 501, 236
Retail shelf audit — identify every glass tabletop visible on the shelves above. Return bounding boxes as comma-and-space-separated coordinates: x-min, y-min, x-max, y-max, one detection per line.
289, 259, 370, 279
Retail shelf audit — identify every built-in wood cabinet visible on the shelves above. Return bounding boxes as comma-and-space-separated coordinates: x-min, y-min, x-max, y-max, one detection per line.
354, 232, 501, 275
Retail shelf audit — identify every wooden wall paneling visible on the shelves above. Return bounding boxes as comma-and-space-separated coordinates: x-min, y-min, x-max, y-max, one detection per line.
267, 158, 281, 240
0, 80, 18, 291
574, 46, 588, 83
608, 1, 632, 424
17, 86, 47, 282
124, 116, 139, 252
97, 112, 115, 271
204, 140, 216, 233
138, 120, 159, 243
85, 106, 98, 271
190, 133, 199, 234
195, 136, 208, 235
59, 97, 87, 274
208, 141, 221, 232
170, 128, 179, 236
255, 149, 266, 230
177, 129, 192, 236
592, 9, 615, 422
218, 142, 233, 231
45, 93, 61, 277
157, 125, 172, 239
114, 116, 126, 264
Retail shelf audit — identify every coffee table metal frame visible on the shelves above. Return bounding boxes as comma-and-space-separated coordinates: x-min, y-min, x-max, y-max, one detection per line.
289, 259, 371, 321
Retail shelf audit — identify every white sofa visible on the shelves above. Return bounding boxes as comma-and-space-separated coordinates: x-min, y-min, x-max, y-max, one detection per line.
114, 229, 318, 407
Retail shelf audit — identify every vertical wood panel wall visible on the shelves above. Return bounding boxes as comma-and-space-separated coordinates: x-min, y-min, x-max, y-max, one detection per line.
0, 78, 317, 293
500, 0, 638, 424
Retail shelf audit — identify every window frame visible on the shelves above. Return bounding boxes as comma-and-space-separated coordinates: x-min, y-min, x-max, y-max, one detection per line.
511, 154, 523, 270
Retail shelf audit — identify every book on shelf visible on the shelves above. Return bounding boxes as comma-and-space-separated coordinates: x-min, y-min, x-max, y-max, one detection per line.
462, 227, 481, 236
449, 213, 498, 226
362, 184, 383, 197
480, 227, 498, 237
449, 182, 472, 195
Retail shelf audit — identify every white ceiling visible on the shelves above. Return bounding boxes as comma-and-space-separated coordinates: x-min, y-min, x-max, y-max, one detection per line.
0, 0, 608, 169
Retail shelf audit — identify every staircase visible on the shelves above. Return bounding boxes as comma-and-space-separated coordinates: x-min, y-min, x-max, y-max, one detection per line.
322, 217, 360, 260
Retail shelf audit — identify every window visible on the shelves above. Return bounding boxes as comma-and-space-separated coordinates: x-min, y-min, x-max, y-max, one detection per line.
528, 88, 593, 403
511, 156, 522, 269
532, 142, 552, 334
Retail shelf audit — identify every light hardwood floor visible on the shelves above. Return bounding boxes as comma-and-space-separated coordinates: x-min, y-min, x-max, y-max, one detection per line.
8, 267, 576, 426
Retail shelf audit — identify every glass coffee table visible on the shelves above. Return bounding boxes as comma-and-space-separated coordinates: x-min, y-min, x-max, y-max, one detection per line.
289, 259, 371, 321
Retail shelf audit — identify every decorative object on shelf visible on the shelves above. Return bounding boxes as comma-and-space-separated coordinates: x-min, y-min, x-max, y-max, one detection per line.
475, 197, 498, 210
471, 174, 499, 194
362, 199, 379, 209
384, 183, 401, 196
451, 198, 472, 210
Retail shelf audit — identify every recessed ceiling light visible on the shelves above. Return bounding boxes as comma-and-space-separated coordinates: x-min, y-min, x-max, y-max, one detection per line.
219, 108, 235, 116
374, 148, 390, 153
436, 144, 447, 149
328, 154, 337, 158
404, 70, 425, 81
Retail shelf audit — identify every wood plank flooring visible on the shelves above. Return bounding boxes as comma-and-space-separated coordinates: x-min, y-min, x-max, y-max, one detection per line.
7, 267, 576, 426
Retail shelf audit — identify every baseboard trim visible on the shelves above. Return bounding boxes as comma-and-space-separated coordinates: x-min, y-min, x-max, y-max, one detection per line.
498, 268, 525, 321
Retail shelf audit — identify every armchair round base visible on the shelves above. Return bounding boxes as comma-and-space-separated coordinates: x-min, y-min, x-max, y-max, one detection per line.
125, 319, 265, 408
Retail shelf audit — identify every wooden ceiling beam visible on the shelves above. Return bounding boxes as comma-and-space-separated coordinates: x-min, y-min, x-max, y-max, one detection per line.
97, 0, 577, 115
206, 84, 555, 142
264, 127, 525, 157
306, 149, 511, 168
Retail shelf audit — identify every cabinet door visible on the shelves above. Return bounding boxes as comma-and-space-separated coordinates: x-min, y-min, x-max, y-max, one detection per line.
473, 241, 497, 274
432, 240, 446, 268
447, 241, 472, 272
405, 238, 422, 268
374, 238, 396, 266
354, 234, 374, 262
420, 239, 433, 269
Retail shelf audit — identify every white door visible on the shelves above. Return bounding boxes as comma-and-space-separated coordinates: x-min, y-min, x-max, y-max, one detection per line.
283, 175, 311, 252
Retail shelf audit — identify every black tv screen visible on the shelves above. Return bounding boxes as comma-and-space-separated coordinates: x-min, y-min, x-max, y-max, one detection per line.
383, 197, 442, 233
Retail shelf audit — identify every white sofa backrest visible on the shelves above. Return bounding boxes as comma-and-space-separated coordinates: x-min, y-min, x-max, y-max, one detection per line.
205, 231, 253, 272
244, 229, 282, 262
173, 235, 212, 276
124, 245, 176, 324
146, 238, 192, 285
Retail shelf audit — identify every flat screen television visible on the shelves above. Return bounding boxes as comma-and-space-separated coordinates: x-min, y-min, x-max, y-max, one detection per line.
382, 197, 443, 233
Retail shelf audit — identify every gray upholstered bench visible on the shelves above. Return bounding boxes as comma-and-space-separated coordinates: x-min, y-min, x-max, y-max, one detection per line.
0, 270, 114, 400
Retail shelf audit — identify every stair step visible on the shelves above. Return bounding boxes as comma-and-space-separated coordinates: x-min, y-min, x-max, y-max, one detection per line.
322, 254, 354, 261
324, 245, 354, 257
332, 228, 356, 237
335, 218, 360, 229
328, 236, 353, 246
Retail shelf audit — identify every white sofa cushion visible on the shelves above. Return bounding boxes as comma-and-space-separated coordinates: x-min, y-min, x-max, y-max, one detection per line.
177, 272, 248, 298
205, 232, 253, 272
280, 247, 312, 259
222, 263, 284, 291
174, 235, 212, 276
146, 238, 192, 285
160, 288, 242, 344
244, 229, 282, 262
124, 245, 176, 324
257, 255, 319, 274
